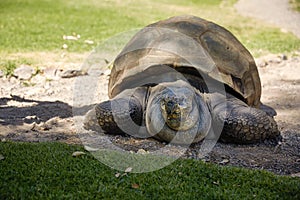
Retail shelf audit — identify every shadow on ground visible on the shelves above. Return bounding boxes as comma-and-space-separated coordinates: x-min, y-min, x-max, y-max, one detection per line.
0, 95, 72, 126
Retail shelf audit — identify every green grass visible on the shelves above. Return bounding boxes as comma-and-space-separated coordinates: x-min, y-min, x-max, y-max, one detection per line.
290, 0, 300, 11
0, 0, 299, 55
0, 57, 34, 76
0, 142, 299, 199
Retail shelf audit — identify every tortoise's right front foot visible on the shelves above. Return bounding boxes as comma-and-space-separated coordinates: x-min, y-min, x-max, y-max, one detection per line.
84, 97, 143, 135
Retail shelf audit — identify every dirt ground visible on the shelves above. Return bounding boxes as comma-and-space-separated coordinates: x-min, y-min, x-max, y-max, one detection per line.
0, 51, 299, 176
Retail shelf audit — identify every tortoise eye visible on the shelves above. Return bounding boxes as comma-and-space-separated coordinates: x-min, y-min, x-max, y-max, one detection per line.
177, 101, 187, 109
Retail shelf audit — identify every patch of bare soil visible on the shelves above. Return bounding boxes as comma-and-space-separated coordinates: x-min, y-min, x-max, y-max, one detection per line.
0, 52, 299, 176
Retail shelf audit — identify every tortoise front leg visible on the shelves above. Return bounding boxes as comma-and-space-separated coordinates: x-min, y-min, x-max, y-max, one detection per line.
208, 93, 280, 144
84, 91, 146, 136
98, 98, 143, 134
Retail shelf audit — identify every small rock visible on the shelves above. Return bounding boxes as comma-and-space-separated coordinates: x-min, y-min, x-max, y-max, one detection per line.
60, 69, 88, 78
63, 35, 78, 40
43, 117, 62, 128
9, 76, 18, 83
219, 159, 230, 165
31, 74, 46, 84
137, 149, 148, 154
256, 54, 287, 68
290, 172, 300, 178
281, 54, 288, 60
84, 40, 94, 45
256, 60, 268, 68
115, 173, 121, 178
62, 44, 68, 49
14, 65, 35, 80
43, 67, 62, 79
268, 56, 282, 64
0, 154, 4, 160
0, 70, 4, 78
31, 121, 51, 131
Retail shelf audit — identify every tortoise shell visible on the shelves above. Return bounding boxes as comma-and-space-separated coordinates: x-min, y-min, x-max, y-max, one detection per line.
108, 15, 261, 107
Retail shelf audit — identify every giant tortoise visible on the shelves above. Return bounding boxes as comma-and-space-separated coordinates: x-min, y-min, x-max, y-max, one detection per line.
84, 15, 280, 144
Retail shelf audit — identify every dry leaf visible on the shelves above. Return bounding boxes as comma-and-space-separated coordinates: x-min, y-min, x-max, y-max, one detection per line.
115, 173, 121, 178
125, 167, 133, 173
72, 151, 86, 157
84, 146, 99, 152
0, 154, 4, 160
213, 181, 220, 185
131, 183, 139, 189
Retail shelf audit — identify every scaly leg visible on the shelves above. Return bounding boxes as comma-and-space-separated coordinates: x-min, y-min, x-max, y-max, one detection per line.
208, 93, 280, 144
84, 88, 147, 136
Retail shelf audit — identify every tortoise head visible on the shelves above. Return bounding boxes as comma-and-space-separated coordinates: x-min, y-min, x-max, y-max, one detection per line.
146, 80, 211, 144
160, 92, 196, 131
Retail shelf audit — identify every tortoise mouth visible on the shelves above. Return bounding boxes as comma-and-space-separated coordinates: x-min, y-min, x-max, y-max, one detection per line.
165, 114, 197, 131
